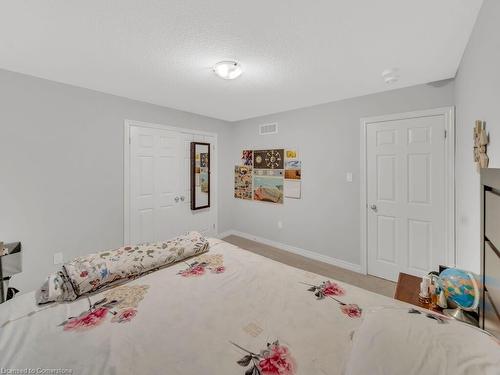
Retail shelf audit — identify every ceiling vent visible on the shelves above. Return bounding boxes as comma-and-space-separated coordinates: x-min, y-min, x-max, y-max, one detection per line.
259, 122, 278, 135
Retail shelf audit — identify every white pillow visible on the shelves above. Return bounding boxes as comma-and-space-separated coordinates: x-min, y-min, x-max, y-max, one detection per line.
344, 307, 500, 375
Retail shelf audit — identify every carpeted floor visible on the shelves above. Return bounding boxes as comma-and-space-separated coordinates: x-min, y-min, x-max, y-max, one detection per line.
222, 235, 396, 298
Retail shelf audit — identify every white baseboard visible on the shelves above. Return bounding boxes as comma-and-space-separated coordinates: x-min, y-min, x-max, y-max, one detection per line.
217, 229, 363, 274
215, 230, 235, 239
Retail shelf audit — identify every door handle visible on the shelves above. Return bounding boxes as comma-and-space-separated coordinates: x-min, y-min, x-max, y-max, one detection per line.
370, 204, 377, 211
180, 196, 185, 202
174, 196, 180, 203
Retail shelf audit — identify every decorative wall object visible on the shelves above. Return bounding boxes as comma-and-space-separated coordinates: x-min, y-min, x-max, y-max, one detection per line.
254, 149, 284, 169
253, 176, 284, 204
254, 169, 283, 177
284, 149, 301, 198
284, 160, 301, 179
191, 142, 210, 210
234, 166, 253, 200
285, 170, 301, 180
234, 148, 301, 204
474, 120, 489, 172
284, 180, 301, 199
241, 150, 253, 166
285, 160, 301, 169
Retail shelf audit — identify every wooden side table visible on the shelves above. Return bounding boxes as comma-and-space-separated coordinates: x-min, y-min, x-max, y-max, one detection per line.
394, 272, 442, 313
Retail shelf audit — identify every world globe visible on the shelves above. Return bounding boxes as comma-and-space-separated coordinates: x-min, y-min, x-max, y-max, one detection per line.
437, 268, 479, 310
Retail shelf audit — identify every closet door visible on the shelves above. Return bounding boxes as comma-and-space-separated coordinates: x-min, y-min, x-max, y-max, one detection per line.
129, 125, 182, 244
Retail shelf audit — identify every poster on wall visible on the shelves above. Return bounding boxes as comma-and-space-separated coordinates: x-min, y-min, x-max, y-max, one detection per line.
285, 149, 298, 159
254, 149, 284, 169
253, 176, 284, 204
234, 147, 300, 203
284, 160, 301, 179
284, 149, 301, 198
284, 180, 301, 199
254, 169, 283, 177
234, 165, 253, 200
241, 150, 253, 166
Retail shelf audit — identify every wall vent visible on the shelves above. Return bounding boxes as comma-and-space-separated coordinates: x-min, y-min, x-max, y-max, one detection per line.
259, 122, 278, 135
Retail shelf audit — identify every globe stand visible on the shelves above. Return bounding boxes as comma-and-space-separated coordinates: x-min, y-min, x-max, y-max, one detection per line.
443, 308, 478, 326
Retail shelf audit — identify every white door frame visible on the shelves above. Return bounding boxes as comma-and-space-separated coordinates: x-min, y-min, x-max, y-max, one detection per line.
360, 106, 455, 275
123, 119, 218, 245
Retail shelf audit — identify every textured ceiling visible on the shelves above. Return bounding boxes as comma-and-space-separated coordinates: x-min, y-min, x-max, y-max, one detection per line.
0, 0, 483, 121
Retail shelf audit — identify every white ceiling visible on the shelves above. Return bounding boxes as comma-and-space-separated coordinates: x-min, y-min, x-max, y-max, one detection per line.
0, 1, 483, 121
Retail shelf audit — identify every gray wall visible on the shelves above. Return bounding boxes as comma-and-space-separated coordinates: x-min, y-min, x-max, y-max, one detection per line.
229, 83, 455, 267
454, 0, 500, 273
3, 0, 496, 293
0, 69, 232, 292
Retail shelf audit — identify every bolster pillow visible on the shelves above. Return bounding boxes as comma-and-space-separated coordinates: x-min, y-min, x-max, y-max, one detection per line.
36, 231, 208, 304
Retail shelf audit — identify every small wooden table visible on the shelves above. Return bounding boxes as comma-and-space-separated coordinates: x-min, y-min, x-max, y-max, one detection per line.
394, 272, 442, 313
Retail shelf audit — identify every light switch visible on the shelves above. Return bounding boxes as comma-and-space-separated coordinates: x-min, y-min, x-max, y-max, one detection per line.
346, 172, 353, 182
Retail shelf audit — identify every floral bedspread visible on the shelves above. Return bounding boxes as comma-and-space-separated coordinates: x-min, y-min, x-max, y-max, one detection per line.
0, 238, 406, 374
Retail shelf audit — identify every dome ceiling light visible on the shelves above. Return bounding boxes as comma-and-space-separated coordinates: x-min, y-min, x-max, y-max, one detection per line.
213, 61, 243, 80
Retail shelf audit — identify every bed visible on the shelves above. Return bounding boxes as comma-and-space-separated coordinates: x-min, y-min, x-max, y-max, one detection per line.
0, 237, 499, 374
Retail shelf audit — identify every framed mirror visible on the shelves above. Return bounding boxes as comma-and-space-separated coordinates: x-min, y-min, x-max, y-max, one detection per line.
191, 142, 211, 210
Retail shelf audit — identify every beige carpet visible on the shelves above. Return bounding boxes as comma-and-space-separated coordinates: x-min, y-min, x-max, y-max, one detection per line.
222, 235, 396, 298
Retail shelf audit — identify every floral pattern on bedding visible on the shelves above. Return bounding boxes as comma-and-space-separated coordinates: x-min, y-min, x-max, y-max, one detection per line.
60, 285, 149, 331
178, 253, 225, 277
38, 232, 208, 304
303, 281, 362, 318
232, 340, 296, 375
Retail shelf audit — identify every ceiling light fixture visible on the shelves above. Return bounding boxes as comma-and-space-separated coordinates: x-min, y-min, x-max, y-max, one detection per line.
382, 68, 400, 84
213, 61, 243, 80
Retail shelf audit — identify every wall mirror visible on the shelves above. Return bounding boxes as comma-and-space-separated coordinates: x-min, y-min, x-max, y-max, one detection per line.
191, 142, 211, 210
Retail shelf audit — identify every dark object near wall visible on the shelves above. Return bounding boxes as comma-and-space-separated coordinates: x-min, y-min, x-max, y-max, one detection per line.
6, 287, 19, 301
190, 142, 211, 210
480, 168, 500, 339
0, 241, 22, 304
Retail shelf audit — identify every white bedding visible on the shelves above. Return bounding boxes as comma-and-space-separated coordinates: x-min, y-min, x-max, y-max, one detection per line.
0, 239, 450, 374
345, 307, 500, 375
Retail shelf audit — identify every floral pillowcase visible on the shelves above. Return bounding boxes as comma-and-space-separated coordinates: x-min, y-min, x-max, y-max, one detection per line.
37, 231, 209, 304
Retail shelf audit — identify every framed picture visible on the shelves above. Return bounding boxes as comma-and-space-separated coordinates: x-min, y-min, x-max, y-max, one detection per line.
191, 142, 210, 210
234, 165, 253, 200
253, 149, 284, 169
241, 150, 253, 166
253, 176, 283, 204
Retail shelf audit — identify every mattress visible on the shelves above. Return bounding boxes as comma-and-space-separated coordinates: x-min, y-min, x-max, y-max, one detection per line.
0, 238, 405, 374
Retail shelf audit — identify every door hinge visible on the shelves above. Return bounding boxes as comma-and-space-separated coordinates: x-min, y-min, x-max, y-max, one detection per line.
444, 130, 447, 139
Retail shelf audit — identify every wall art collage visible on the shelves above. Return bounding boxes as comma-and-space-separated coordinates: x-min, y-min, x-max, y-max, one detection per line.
234, 148, 302, 204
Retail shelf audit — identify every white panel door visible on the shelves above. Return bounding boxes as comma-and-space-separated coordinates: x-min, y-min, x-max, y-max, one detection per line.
128, 125, 217, 245
366, 115, 446, 281
130, 125, 181, 244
